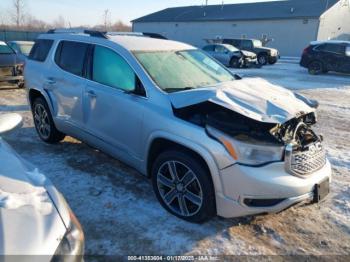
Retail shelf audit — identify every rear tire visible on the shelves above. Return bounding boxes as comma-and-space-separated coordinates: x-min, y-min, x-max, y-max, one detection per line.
151, 150, 216, 223
32, 97, 65, 143
308, 61, 324, 75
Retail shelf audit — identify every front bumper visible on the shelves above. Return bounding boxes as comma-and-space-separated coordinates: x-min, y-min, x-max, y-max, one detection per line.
216, 159, 332, 218
0, 75, 24, 87
47, 188, 84, 260
243, 57, 258, 67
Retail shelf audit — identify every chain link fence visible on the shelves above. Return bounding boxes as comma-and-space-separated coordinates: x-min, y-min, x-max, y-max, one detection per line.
0, 30, 44, 42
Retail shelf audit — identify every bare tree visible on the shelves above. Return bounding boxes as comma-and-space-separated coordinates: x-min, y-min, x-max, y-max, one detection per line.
102, 9, 111, 31
0, 11, 7, 26
52, 15, 66, 28
110, 20, 131, 32
11, 0, 25, 28
24, 14, 49, 31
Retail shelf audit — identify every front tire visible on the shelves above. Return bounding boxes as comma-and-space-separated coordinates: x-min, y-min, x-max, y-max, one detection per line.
308, 61, 324, 75
32, 97, 65, 143
258, 53, 268, 65
151, 150, 216, 223
230, 57, 241, 68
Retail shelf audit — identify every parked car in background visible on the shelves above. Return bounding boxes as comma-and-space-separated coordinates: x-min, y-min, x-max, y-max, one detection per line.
300, 40, 350, 75
0, 113, 84, 257
223, 38, 279, 65
0, 41, 25, 88
203, 43, 258, 68
7, 41, 35, 59
25, 30, 331, 223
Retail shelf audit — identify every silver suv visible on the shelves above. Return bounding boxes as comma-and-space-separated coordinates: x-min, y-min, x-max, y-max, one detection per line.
25, 30, 331, 223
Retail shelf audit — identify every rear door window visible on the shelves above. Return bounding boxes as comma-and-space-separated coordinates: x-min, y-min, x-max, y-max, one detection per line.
241, 40, 253, 50
223, 39, 240, 48
316, 44, 345, 54
28, 39, 54, 62
92, 45, 136, 91
214, 45, 227, 53
55, 41, 90, 77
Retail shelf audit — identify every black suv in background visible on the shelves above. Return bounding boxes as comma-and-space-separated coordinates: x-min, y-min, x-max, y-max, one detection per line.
223, 38, 279, 65
300, 41, 350, 75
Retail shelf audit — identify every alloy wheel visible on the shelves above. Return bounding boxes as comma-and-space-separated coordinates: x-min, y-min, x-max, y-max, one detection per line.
34, 104, 51, 139
258, 55, 267, 65
156, 160, 203, 217
309, 61, 322, 75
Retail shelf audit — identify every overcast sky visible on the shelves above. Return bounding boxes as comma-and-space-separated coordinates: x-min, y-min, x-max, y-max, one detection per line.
0, 0, 279, 26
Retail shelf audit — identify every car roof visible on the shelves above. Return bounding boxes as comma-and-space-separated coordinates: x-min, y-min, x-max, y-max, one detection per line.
108, 35, 195, 51
212, 43, 237, 48
0, 41, 7, 46
39, 32, 195, 52
8, 41, 34, 44
311, 40, 350, 45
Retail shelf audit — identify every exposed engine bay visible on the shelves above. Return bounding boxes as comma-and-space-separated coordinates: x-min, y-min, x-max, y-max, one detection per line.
174, 101, 326, 175
174, 101, 321, 148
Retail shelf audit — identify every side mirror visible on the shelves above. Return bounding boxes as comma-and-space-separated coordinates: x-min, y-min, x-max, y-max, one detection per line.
233, 74, 243, 80
0, 113, 23, 135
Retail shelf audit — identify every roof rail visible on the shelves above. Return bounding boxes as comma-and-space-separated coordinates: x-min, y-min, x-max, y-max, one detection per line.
46, 29, 108, 39
107, 32, 144, 37
107, 31, 167, 40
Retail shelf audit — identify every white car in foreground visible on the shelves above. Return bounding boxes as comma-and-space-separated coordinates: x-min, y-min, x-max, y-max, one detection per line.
0, 113, 84, 258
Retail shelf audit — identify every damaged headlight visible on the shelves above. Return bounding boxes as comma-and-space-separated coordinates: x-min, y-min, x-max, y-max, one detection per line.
15, 63, 24, 75
207, 126, 284, 166
53, 193, 84, 261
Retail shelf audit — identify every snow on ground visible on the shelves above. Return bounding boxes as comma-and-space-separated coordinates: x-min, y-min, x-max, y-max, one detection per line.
0, 61, 349, 256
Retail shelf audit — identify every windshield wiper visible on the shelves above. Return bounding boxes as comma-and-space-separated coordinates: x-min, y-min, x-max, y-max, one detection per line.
163, 87, 195, 93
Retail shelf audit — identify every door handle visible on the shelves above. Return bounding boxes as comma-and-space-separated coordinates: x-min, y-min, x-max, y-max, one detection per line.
87, 90, 97, 98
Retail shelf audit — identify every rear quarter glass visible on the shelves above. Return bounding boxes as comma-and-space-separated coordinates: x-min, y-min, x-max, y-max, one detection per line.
28, 39, 54, 62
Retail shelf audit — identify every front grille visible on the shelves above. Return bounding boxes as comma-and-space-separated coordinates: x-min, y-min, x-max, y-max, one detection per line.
285, 142, 326, 176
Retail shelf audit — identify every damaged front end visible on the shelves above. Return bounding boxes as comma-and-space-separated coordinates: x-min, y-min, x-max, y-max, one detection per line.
174, 101, 326, 177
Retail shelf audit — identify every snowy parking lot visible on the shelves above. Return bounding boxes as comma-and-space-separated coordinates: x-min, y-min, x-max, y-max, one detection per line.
0, 61, 349, 256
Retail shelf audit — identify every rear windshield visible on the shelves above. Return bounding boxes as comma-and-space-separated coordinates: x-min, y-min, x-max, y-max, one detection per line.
29, 39, 54, 62
17, 43, 34, 56
0, 44, 14, 54
253, 40, 263, 47
134, 49, 234, 93
224, 44, 239, 52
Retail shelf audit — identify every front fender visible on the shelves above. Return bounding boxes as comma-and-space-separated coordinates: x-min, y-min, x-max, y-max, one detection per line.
145, 130, 225, 196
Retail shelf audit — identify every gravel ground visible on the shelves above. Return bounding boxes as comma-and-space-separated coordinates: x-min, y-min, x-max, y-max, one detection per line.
0, 61, 349, 256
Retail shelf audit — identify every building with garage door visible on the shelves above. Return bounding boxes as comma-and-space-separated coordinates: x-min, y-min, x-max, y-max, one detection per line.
132, 0, 350, 57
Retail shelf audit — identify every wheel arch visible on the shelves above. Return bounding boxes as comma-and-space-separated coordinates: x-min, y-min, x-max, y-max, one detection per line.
258, 51, 268, 55
145, 133, 224, 197
28, 88, 52, 111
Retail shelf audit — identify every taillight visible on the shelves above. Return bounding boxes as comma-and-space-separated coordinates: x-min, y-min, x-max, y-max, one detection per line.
302, 47, 308, 56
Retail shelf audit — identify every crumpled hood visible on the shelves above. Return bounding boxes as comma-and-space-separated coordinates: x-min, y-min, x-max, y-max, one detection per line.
0, 138, 66, 255
256, 46, 278, 53
169, 78, 315, 124
241, 50, 256, 58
